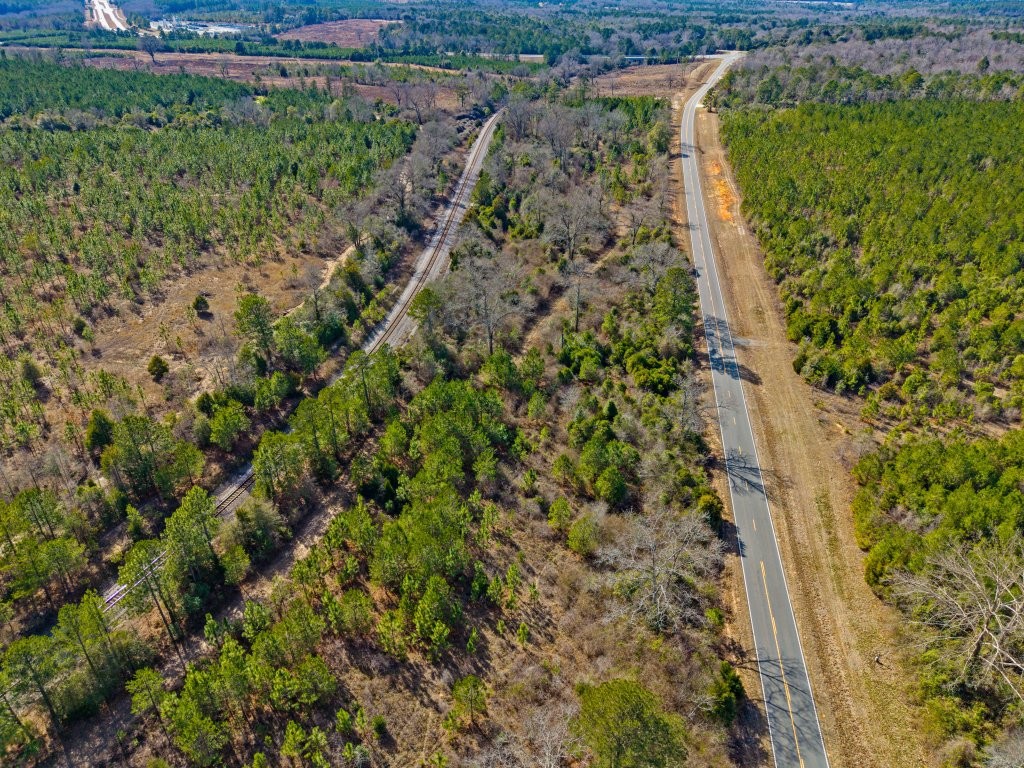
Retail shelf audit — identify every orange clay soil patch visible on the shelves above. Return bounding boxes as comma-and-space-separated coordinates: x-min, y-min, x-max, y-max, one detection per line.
278, 18, 396, 47
681, 102, 931, 767
706, 161, 735, 220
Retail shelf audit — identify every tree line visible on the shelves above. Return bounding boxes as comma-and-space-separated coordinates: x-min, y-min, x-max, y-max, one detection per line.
0, 54, 252, 121
712, 62, 1024, 108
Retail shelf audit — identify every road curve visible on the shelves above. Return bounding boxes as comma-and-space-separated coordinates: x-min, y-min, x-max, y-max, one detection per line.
102, 112, 501, 614
680, 54, 830, 768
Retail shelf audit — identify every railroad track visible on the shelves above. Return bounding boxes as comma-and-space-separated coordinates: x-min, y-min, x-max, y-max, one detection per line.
102, 470, 256, 614
216, 470, 256, 514
365, 111, 502, 354
100, 111, 501, 619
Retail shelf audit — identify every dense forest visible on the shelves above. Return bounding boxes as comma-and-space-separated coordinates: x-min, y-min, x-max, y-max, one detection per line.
374, 3, 764, 64
712, 63, 1024, 107
0, 55, 252, 116
852, 431, 1024, 753
722, 100, 1024, 424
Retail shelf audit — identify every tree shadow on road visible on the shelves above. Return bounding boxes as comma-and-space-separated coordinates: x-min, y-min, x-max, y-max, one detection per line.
718, 631, 773, 765
710, 449, 789, 506
731, 695, 773, 767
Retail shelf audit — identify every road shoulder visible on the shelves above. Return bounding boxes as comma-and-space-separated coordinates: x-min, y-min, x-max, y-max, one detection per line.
690, 105, 927, 768
669, 69, 773, 766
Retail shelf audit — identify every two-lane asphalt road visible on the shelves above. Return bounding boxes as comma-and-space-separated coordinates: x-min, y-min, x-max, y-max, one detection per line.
680, 54, 830, 768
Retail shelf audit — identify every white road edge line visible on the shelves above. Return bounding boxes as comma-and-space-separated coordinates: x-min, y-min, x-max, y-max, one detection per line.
681, 52, 831, 766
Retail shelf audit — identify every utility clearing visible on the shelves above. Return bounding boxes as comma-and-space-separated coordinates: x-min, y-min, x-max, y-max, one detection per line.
85, 0, 129, 31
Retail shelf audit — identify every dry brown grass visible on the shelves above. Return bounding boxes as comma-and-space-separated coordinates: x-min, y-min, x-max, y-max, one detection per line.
593, 63, 693, 98
278, 19, 397, 47
83, 251, 324, 421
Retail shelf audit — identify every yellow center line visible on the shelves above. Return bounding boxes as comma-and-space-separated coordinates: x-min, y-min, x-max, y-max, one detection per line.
761, 560, 805, 768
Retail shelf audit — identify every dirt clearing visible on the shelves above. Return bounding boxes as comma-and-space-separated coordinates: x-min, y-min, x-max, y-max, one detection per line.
594, 63, 693, 98
680, 100, 930, 766
278, 18, 396, 47
83, 250, 327, 411
36, 48, 463, 110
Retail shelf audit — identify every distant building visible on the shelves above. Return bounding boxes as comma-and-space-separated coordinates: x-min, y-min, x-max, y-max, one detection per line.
149, 18, 253, 37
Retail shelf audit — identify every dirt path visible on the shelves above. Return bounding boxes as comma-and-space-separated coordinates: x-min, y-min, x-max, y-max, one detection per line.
285, 244, 355, 319
682, 106, 929, 766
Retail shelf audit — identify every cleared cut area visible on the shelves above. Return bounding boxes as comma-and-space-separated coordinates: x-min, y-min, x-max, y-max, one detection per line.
594, 63, 692, 98
278, 18, 395, 46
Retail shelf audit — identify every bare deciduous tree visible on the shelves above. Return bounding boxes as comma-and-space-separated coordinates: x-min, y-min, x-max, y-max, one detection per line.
537, 106, 578, 168
406, 81, 439, 125
441, 237, 530, 355
629, 241, 684, 294
525, 705, 580, 768
471, 704, 579, 768
137, 35, 165, 65
539, 187, 605, 265
413, 120, 458, 191
225, 97, 270, 128
504, 97, 535, 142
599, 506, 722, 632
534, 188, 608, 331
375, 120, 457, 230
386, 77, 405, 108
468, 71, 493, 108
892, 544, 1024, 703
986, 727, 1024, 768
624, 195, 659, 249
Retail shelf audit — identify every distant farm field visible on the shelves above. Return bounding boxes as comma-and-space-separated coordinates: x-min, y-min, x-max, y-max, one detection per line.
278, 18, 396, 47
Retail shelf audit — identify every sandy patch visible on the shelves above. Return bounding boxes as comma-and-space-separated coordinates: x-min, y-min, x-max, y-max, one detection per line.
83, 250, 330, 404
